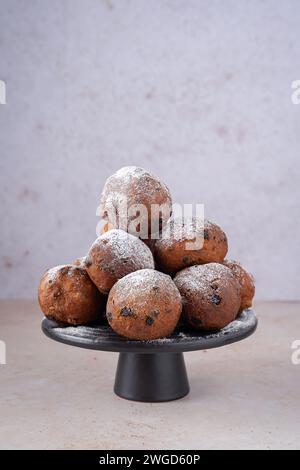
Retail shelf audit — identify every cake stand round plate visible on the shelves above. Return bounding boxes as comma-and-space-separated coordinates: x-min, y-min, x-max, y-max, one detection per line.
42, 309, 257, 402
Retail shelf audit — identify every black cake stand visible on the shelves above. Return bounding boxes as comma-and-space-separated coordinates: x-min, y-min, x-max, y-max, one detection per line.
42, 309, 257, 402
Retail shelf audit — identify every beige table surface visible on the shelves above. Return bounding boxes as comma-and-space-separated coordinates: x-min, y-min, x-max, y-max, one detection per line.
0, 300, 299, 450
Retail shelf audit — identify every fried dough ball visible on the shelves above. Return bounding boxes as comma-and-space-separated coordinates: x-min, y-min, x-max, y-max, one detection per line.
85, 229, 155, 294
154, 217, 228, 275
99, 166, 172, 239
174, 263, 241, 330
38, 264, 105, 325
106, 269, 182, 340
223, 260, 255, 312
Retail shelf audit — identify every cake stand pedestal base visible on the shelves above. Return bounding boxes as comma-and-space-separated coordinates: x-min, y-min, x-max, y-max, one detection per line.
114, 352, 189, 402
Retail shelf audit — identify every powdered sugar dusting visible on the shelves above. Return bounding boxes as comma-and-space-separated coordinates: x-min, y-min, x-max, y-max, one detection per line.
113, 166, 150, 182
144, 310, 256, 344
43, 265, 89, 292
158, 217, 218, 245
46, 265, 67, 282
112, 268, 173, 293
174, 262, 237, 296
106, 166, 170, 195
99, 166, 172, 224
109, 268, 180, 309
93, 229, 154, 269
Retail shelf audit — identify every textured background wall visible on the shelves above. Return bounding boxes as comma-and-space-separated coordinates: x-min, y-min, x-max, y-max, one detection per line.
0, 0, 299, 300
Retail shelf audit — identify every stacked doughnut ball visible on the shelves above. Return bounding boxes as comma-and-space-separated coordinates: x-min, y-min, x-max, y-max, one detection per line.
38, 166, 255, 340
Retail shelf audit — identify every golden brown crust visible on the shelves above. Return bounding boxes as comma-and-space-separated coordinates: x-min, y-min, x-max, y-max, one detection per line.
223, 260, 255, 312
85, 229, 155, 294
38, 264, 105, 325
174, 263, 241, 330
154, 218, 228, 275
106, 269, 182, 340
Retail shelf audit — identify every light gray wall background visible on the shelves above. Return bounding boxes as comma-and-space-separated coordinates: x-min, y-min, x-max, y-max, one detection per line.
0, 0, 299, 300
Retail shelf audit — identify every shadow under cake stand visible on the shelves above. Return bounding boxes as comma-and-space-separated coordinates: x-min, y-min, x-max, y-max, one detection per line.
42, 309, 257, 402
